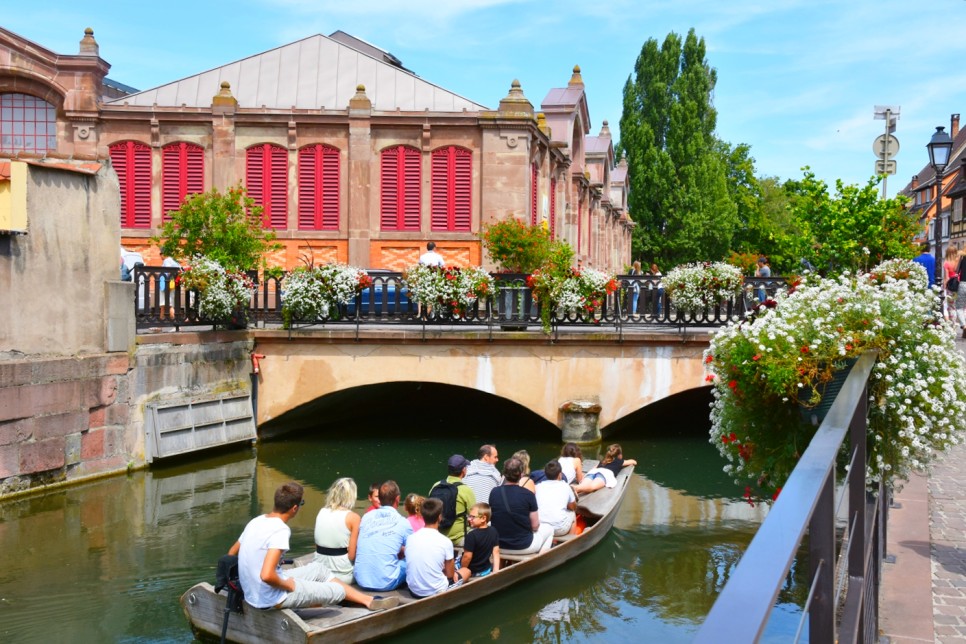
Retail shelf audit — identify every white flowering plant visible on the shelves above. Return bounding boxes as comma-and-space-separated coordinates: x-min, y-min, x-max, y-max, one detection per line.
179, 255, 255, 323
663, 262, 744, 314
281, 263, 372, 324
403, 264, 496, 317
527, 267, 619, 333
705, 259, 966, 498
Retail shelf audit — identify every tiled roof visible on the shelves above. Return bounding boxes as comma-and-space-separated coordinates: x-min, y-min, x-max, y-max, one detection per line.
106, 33, 487, 112
900, 122, 966, 192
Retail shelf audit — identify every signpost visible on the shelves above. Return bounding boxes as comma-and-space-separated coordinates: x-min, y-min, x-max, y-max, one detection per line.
874, 106, 900, 198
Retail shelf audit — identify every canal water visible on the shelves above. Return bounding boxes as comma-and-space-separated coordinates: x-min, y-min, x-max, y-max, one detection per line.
0, 420, 808, 642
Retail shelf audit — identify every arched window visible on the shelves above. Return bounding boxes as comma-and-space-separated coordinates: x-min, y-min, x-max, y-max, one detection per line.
109, 141, 152, 228
161, 142, 204, 221
380, 145, 421, 231
431, 146, 471, 232
246, 143, 288, 229
0, 93, 56, 154
530, 163, 539, 226
297, 144, 340, 230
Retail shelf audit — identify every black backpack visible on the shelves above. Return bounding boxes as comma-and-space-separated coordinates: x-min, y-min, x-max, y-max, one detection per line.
429, 479, 465, 533
214, 554, 244, 614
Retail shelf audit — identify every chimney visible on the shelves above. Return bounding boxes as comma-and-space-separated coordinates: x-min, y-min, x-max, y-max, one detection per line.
952, 113, 961, 139
912, 174, 919, 190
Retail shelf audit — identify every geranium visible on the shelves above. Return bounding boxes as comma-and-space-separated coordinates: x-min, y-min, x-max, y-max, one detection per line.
282, 263, 372, 324
528, 267, 619, 333
403, 264, 496, 318
179, 255, 255, 323
663, 262, 744, 314
705, 259, 966, 496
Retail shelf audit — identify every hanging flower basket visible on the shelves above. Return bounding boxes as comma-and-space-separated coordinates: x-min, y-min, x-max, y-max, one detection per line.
179, 255, 255, 326
281, 263, 372, 326
663, 261, 744, 314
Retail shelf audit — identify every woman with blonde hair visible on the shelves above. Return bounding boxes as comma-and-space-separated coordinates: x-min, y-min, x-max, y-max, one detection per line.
571, 444, 637, 494
314, 477, 361, 584
512, 449, 536, 493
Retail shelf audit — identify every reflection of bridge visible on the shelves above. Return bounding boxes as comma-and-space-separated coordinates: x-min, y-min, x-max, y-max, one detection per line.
251, 327, 713, 439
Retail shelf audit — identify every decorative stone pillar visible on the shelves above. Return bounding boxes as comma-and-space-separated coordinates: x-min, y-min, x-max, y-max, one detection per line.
211, 82, 237, 191
347, 85, 372, 268
559, 400, 602, 445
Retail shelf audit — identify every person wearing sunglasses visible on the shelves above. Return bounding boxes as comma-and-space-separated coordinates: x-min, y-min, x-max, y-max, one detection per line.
228, 481, 398, 612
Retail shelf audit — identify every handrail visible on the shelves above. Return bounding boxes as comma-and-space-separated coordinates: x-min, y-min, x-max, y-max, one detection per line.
694, 351, 880, 643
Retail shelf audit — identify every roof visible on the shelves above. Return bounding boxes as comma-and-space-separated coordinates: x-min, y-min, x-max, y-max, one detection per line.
901, 121, 966, 193
610, 165, 627, 184
584, 136, 611, 155
541, 87, 585, 109
0, 159, 102, 176
106, 33, 488, 112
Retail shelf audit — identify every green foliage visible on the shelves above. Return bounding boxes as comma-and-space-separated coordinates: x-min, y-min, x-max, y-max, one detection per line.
788, 171, 916, 273
153, 185, 282, 272
618, 29, 738, 267
481, 219, 552, 273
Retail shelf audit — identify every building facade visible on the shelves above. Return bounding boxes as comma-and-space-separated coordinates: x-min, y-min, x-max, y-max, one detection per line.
1, 27, 632, 273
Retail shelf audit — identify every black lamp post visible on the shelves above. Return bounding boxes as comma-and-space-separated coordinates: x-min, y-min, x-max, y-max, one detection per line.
927, 125, 954, 285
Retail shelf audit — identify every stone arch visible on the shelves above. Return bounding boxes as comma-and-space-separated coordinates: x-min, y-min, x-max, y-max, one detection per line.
0, 71, 66, 113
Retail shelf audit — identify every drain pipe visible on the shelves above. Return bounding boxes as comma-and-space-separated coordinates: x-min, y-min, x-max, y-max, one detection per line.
250, 352, 265, 422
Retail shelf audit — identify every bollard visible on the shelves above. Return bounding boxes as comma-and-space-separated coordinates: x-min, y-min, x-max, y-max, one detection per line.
559, 400, 602, 445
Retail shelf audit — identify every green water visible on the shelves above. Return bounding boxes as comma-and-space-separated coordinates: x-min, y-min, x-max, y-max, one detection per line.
0, 430, 806, 642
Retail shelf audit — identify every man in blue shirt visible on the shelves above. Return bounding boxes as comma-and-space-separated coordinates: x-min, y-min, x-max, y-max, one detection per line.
355, 480, 413, 591
912, 242, 937, 288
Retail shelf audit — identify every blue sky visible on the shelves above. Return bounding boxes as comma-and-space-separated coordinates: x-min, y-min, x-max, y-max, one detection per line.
5, 0, 966, 197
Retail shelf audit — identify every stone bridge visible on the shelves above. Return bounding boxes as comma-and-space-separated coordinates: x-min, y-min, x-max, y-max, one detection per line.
251, 327, 713, 442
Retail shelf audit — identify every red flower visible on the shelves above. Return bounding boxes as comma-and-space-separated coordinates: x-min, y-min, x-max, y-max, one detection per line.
705, 354, 713, 364
728, 380, 738, 389
752, 354, 761, 361
800, 346, 809, 354
704, 374, 715, 383
771, 487, 782, 501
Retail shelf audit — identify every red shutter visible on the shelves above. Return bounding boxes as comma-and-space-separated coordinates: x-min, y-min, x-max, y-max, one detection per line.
550, 178, 558, 239
530, 163, 538, 226
110, 141, 152, 229
431, 146, 471, 232
381, 146, 421, 231
453, 148, 471, 231
298, 144, 341, 230
247, 144, 288, 230
162, 142, 204, 221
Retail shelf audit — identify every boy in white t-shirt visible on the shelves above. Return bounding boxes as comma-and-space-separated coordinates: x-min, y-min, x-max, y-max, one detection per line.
534, 460, 578, 537
404, 497, 456, 598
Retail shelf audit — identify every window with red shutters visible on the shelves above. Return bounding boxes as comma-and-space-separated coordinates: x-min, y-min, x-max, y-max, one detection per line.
298, 144, 340, 230
246, 143, 288, 229
431, 146, 472, 232
549, 178, 557, 239
530, 163, 538, 226
109, 140, 152, 228
380, 146, 421, 231
161, 142, 204, 221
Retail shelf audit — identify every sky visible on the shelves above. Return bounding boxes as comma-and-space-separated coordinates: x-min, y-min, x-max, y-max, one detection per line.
4, 0, 966, 197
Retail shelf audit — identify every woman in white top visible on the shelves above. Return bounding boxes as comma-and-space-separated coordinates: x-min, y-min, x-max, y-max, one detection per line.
557, 443, 584, 484
314, 477, 361, 584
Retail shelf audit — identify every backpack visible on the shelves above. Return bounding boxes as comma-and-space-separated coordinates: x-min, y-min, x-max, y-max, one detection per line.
214, 554, 245, 614
429, 479, 465, 533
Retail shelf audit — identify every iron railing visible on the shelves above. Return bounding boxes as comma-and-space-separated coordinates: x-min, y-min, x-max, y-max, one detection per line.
695, 352, 883, 643
131, 267, 787, 333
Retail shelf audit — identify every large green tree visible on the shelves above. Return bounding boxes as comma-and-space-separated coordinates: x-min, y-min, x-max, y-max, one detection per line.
618, 29, 737, 267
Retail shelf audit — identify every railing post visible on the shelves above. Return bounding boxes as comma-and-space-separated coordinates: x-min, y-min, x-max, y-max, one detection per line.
809, 468, 836, 643
849, 383, 869, 635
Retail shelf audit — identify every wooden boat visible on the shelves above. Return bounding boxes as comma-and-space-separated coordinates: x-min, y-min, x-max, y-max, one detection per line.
181, 462, 633, 643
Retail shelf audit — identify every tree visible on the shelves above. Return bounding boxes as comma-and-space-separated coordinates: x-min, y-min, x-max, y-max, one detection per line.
154, 185, 281, 271
618, 29, 737, 268
788, 171, 916, 274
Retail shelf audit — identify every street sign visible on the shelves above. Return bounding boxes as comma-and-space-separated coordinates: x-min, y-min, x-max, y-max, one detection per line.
875, 159, 897, 175
873, 134, 900, 159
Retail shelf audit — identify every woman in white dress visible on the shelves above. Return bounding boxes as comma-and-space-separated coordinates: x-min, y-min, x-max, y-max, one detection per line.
314, 477, 361, 584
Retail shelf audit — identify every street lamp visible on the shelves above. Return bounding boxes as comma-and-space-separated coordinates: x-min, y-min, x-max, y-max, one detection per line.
927, 125, 954, 285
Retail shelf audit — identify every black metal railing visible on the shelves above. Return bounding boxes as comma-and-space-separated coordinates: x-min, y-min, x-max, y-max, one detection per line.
695, 352, 883, 643
132, 268, 788, 333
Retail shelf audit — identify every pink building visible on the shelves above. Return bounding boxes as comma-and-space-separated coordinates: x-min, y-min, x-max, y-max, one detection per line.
1, 27, 632, 271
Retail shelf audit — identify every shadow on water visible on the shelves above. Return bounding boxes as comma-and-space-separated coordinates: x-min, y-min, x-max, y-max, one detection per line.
0, 382, 809, 642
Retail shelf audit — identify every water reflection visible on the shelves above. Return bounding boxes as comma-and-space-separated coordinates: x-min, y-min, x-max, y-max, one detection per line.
0, 432, 806, 642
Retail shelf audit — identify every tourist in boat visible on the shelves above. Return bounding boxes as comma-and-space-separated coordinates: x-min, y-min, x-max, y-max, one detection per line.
365, 481, 382, 513
571, 444, 637, 495
228, 481, 397, 612
313, 477, 360, 584
512, 450, 536, 493
428, 454, 476, 546
404, 498, 457, 598
535, 460, 578, 536
455, 502, 500, 582
490, 457, 554, 555
558, 443, 584, 484
463, 444, 504, 503
404, 493, 425, 532
355, 480, 413, 591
